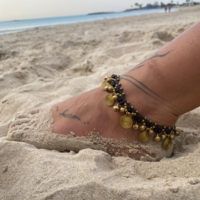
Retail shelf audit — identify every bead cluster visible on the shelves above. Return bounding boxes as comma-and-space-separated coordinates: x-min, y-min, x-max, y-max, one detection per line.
101, 74, 180, 150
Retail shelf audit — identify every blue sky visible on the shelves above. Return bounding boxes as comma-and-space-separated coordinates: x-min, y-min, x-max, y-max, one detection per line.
0, 0, 187, 21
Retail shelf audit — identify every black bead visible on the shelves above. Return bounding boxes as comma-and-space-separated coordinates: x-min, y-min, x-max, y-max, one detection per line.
146, 122, 150, 127
157, 129, 162, 133
112, 75, 117, 79
166, 129, 171, 134
128, 108, 132, 112
116, 89, 120, 93
154, 128, 158, 133
118, 98, 123, 102
119, 101, 124, 105
137, 118, 141, 123
111, 82, 115, 87
134, 116, 138, 121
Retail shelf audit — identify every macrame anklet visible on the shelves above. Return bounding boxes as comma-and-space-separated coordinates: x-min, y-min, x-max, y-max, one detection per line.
101, 74, 180, 150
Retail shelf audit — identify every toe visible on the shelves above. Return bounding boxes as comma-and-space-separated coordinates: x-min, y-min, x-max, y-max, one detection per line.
15, 113, 30, 119
10, 119, 30, 128
28, 109, 40, 115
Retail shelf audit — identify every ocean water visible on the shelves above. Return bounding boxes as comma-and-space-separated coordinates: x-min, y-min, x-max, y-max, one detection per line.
0, 8, 177, 35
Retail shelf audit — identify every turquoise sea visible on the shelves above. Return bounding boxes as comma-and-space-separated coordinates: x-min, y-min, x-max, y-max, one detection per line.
0, 8, 177, 35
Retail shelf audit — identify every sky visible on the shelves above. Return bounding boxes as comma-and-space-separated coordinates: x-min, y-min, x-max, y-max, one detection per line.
0, 0, 188, 21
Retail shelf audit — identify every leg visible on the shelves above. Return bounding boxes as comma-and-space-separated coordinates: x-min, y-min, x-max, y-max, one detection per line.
8, 22, 200, 160
121, 21, 200, 124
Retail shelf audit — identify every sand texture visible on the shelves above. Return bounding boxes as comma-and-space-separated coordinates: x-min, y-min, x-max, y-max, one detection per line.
1, 6, 200, 199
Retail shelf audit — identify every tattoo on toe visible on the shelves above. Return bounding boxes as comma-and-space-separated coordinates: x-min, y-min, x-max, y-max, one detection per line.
60, 109, 89, 124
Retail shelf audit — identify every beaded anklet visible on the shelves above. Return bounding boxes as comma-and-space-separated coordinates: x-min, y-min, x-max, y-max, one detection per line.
101, 74, 180, 150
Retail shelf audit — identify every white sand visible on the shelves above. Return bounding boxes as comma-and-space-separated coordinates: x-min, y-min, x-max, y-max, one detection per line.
1, 6, 200, 199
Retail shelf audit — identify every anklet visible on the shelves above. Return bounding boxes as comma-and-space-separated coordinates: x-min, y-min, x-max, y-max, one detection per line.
101, 74, 180, 150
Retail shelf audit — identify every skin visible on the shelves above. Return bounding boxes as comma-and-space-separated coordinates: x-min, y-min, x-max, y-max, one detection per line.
52, 21, 200, 159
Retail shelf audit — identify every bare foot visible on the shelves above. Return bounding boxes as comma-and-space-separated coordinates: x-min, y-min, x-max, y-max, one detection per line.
7, 75, 179, 161
51, 78, 178, 160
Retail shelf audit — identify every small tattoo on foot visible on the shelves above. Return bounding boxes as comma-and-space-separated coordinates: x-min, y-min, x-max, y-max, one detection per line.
60, 109, 89, 124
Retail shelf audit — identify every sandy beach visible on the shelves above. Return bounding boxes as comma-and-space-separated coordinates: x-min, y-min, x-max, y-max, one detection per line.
1, 6, 200, 199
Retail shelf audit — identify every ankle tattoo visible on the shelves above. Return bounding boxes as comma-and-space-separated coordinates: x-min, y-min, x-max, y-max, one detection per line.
101, 74, 180, 150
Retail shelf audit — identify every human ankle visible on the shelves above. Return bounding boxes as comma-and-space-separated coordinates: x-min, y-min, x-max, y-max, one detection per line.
119, 76, 179, 127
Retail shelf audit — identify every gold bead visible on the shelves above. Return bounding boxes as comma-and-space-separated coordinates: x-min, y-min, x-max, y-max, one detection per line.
120, 87, 123, 90
127, 101, 130, 104
131, 106, 134, 109
140, 125, 146, 131
133, 124, 139, 130
132, 113, 136, 116
163, 137, 173, 150
120, 107, 125, 113
176, 131, 180, 136
139, 131, 151, 143
113, 106, 119, 112
148, 129, 154, 135
104, 76, 108, 80
112, 95, 118, 101
105, 86, 109, 91
118, 83, 121, 86
154, 123, 157, 125
144, 117, 147, 119
122, 93, 125, 96
136, 110, 139, 113
107, 78, 112, 82
170, 135, 175, 140
119, 94, 122, 97
142, 120, 145, 122
155, 135, 161, 142
162, 135, 166, 140
108, 86, 113, 92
